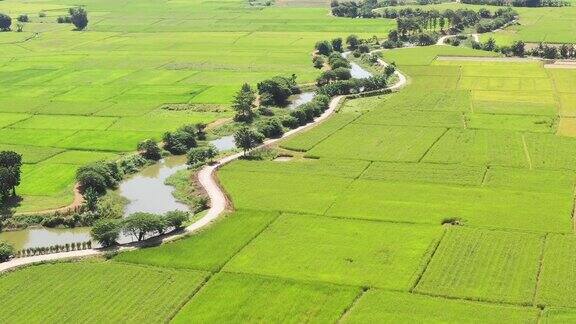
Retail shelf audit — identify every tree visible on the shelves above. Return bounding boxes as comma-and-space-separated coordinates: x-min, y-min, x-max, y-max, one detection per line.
17, 14, 29, 22
76, 169, 108, 195
315, 40, 333, 56
90, 219, 121, 247
312, 55, 325, 69
511, 40, 525, 57
0, 13, 11, 31
164, 210, 189, 230
83, 187, 99, 211
187, 145, 218, 166
122, 212, 166, 241
257, 75, 298, 106
331, 38, 343, 52
163, 126, 197, 154
483, 37, 497, 51
0, 241, 14, 262
137, 139, 161, 160
0, 151, 22, 197
332, 67, 352, 80
195, 123, 207, 140
234, 127, 265, 156
69, 7, 88, 30
232, 83, 256, 122
346, 34, 360, 50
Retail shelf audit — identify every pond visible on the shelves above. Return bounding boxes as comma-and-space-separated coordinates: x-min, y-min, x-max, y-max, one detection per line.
287, 92, 315, 109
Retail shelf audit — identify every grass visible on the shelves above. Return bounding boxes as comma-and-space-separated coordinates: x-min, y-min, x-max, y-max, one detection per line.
224, 213, 443, 289
0, 260, 208, 323
115, 210, 279, 271
173, 272, 360, 323
343, 289, 539, 323
414, 227, 544, 305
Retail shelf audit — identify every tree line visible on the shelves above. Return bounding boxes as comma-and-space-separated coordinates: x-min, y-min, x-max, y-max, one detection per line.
0, 7, 88, 33
461, 0, 569, 7
474, 38, 576, 59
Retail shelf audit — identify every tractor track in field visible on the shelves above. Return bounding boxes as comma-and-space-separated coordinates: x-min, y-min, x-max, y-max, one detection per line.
0, 52, 408, 273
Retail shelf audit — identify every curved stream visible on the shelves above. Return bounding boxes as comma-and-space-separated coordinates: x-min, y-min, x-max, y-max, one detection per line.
0, 60, 374, 251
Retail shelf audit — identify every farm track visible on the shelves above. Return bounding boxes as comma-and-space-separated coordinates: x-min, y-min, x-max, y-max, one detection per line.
0, 52, 408, 273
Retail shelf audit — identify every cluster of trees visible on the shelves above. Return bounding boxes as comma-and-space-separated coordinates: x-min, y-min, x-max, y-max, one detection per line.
285, 95, 331, 128
91, 210, 189, 247
57, 7, 88, 30
257, 75, 300, 106
163, 124, 205, 154
234, 127, 265, 155
13, 241, 92, 258
0, 151, 22, 204
330, 0, 379, 18
187, 145, 218, 167
475, 8, 517, 33
475, 39, 576, 59
461, 0, 569, 6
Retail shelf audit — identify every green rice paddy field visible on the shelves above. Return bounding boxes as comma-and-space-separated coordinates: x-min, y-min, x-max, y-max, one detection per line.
3, 0, 576, 322
0, 0, 394, 212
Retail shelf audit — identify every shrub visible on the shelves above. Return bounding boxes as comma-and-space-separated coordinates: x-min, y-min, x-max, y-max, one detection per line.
118, 154, 147, 174
164, 210, 189, 230
38, 12, 46, 18
0, 13, 11, 31
17, 14, 29, 22
137, 139, 161, 160
358, 43, 370, 53
281, 115, 299, 129
69, 7, 88, 30
76, 161, 121, 194
331, 37, 343, 52
257, 106, 274, 116
163, 125, 197, 154
315, 40, 333, 56
57, 15, 71, 23
0, 241, 14, 262
187, 145, 218, 166
257, 118, 284, 138
312, 55, 325, 69
332, 67, 352, 80
91, 219, 121, 247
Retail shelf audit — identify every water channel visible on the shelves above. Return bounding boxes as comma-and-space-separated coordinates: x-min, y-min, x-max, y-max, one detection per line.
0, 59, 374, 250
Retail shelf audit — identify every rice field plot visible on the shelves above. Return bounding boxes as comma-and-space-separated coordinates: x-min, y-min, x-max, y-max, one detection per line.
422, 129, 529, 168
548, 69, 576, 94
42, 150, 119, 165
218, 168, 352, 215
459, 77, 553, 92
360, 162, 486, 187
224, 214, 443, 289
355, 108, 464, 128
18, 163, 78, 196
0, 144, 63, 164
342, 290, 539, 323
362, 89, 471, 112
473, 100, 557, 116
558, 93, 576, 117
11, 115, 118, 131
414, 227, 544, 305
380, 46, 499, 66
54, 130, 160, 152
115, 210, 279, 271
0, 113, 30, 128
466, 114, 555, 133
306, 124, 446, 162
0, 261, 208, 323
222, 159, 369, 179
280, 112, 360, 151
535, 234, 576, 308
524, 133, 576, 170
173, 272, 359, 323
0, 128, 77, 147
541, 308, 576, 323
326, 179, 573, 233
483, 167, 575, 194
557, 117, 576, 137
35, 101, 114, 116
437, 61, 549, 79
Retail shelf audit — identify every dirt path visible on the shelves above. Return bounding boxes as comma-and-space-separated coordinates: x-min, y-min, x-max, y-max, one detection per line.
0, 54, 407, 273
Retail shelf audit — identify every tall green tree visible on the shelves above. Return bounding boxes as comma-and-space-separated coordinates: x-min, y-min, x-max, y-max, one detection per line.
232, 83, 256, 122
0, 151, 22, 198
69, 7, 88, 30
234, 127, 264, 156
0, 13, 11, 31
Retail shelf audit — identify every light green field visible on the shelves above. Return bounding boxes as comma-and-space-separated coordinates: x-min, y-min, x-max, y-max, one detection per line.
0, 261, 208, 323
414, 227, 544, 305
224, 214, 443, 289
173, 272, 360, 323
343, 290, 539, 323
0, 0, 395, 212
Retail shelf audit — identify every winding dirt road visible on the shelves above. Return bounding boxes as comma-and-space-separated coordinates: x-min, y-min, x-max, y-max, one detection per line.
0, 55, 407, 273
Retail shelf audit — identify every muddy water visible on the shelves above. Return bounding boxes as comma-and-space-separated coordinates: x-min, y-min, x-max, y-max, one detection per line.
288, 92, 315, 109
120, 155, 189, 215
210, 135, 236, 151
0, 227, 92, 251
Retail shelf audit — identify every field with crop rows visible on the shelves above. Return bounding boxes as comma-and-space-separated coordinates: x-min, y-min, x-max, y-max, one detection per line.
0, 0, 394, 212
3, 2, 576, 321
